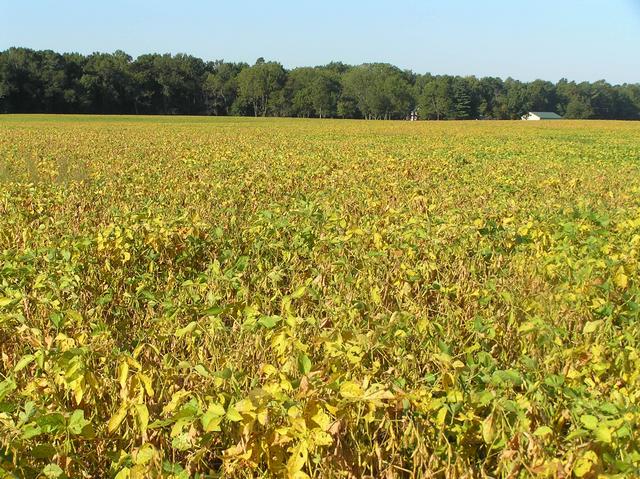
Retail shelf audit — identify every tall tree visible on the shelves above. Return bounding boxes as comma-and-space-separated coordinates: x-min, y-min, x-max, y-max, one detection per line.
527, 79, 557, 112
618, 84, 640, 119
557, 79, 593, 119
131, 54, 164, 114
342, 63, 413, 120
496, 79, 531, 119
0, 48, 45, 112
285, 67, 340, 118
1, 47, 639, 119
236, 59, 286, 117
79, 51, 135, 113
452, 77, 473, 119
203, 61, 245, 115
418, 76, 453, 120
310, 69, 340, 118
153, 54, 206, 115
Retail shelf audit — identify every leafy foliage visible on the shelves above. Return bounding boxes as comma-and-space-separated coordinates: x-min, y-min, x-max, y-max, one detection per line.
2, 47, 640, 119
0, 116, 640, 477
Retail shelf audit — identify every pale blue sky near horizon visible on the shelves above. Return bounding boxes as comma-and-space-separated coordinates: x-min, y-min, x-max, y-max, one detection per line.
1, 0, 639, 85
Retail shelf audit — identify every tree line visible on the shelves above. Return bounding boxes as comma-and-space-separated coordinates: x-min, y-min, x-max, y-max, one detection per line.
1, 47, 639, 120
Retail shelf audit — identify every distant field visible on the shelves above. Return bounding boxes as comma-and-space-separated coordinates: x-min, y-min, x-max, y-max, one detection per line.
1, 116, 639, 478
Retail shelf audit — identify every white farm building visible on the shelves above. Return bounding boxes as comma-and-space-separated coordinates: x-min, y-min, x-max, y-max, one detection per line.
521, 111, 563, 120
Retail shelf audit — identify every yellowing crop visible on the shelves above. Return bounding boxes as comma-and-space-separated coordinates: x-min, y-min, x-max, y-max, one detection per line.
0, 115, 639, 478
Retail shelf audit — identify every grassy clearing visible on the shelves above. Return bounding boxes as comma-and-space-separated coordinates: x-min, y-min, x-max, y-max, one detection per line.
1, 116, 639, 478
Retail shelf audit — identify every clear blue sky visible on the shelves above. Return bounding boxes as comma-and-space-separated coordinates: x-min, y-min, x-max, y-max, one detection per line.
1, 0, 639, 84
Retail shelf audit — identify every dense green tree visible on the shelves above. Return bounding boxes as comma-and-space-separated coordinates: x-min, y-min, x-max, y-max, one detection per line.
418, 76, 453, 120
336, 96, 360, 119
153, 54, 206, 114
527, 79, 557, 112
79, 51, 136, 113
236, 59, 286, 117
475, 77, 504, 119
284, 68, 315, 117
203, 61, 246, 115
131, 54, 165, 114
324, 62, 351, 76
342, 63, 414, 120
0, 48, 45, 112
1, 47, 639, 119
500, 79, 532, 119
38, 50, 70, 112
619, 84, 640, 119
556, 79, 593, 119
565, 96, 594, 119
60, 53, 85, 112
452, 77, 473, 119
285, 67, 340, 118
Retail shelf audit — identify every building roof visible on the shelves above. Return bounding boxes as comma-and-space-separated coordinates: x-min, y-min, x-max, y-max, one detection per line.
529, 111, 563, 119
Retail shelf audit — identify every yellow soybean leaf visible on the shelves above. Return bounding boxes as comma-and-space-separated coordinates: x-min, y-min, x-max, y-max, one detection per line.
311, 429, 333, 447
225, 444, 252, 460
207, 402, 226, 417
452, 360, 465, 370
202, 402, 226, 431
436, 406, 448, 426
226, 406, 243, 422
311, 409, 331, 430
125, 356, 142, 370
73, 379, 85, 405
291, 286, 306, 299
118, 360, 129, 391
583, 320, 602, 334
162, 389, 190, 415
363, 387, 394, 401
234, 399, 255, 413
574, 450, 598, 477
594, 426, 612, 443
202, 415, 223, 432
286, 442, 308, 479
175, 321, 198, 338
482, 415, 495, 444
134, 444, 156, 465
373, 232, 383, 249
257, 408, 269, 426
114, 467, 131, 479
138, 373, 154, 398
108, 403, 129, 433
134, 404, 149, 434
339, 381, 363, 399
287, 405, 302, 418
66, 310, 83, 324
370, 286, 382, 305
262, 364, 278, 376
0, 297, 13, 307
614, 269, 628, 289
580, 414, 598, 430
533, 425, 553, 437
